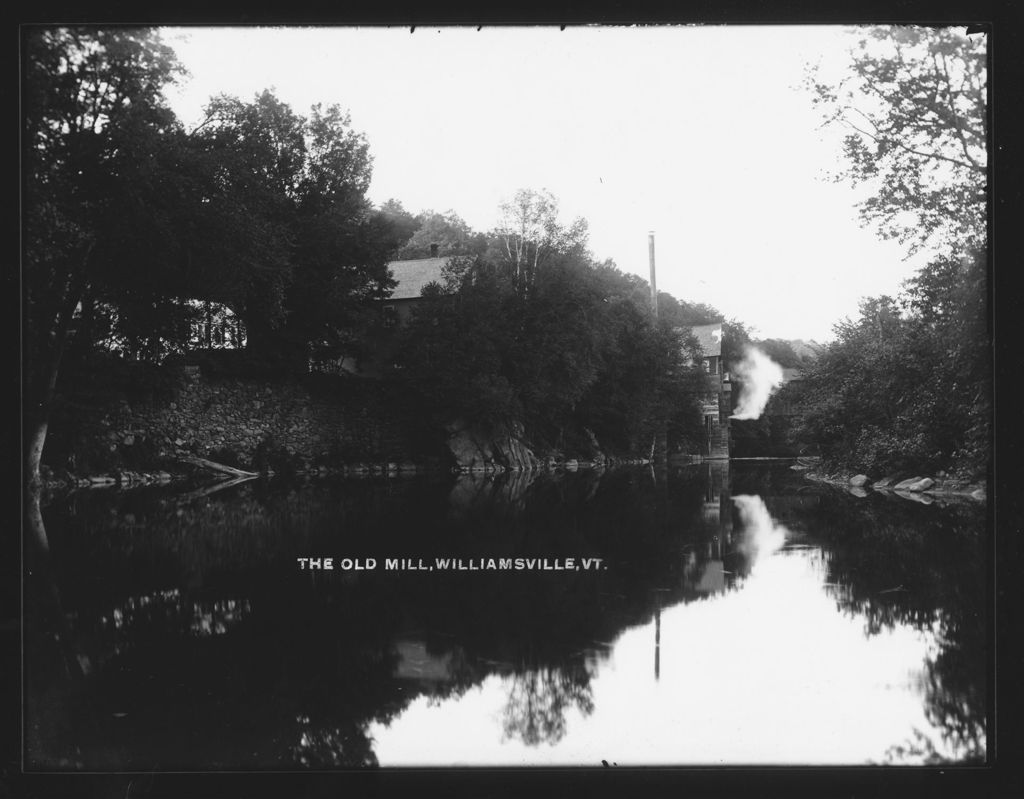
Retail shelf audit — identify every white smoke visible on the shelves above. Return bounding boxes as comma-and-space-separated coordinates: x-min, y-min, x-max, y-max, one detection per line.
729, 345, 784, 420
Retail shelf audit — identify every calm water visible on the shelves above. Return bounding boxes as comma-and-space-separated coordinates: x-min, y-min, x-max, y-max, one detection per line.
25, 462, 987, 768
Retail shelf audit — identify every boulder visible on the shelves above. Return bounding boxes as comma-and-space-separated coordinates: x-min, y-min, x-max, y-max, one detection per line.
893, 476, 925, 491
849, 474, 870, 487
906, 477, 935, 492
872, 475, 900, 489
894, 489, 934, 505
848, 486, 869, 498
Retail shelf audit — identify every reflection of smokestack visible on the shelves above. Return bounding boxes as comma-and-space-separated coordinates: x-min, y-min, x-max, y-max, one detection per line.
648, 231, 657, 317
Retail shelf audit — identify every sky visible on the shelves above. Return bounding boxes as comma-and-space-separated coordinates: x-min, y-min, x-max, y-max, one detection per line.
160, 25, 939, 343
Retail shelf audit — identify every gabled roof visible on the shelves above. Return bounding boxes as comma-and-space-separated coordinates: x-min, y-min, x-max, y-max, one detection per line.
385, 257, 449, 301
690, 323, 723, 358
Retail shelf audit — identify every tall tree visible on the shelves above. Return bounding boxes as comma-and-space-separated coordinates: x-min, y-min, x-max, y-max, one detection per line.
191, 92, 409, 368
806, 25, 986, 255
491, 188, 589, 295
23, 27, 187, 488
797, 26, 990, 476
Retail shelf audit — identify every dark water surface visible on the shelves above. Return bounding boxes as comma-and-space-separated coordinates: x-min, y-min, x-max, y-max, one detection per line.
25, 462, 987, 768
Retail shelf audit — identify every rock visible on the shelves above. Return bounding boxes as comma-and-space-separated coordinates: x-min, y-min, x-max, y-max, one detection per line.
872, 475, 899, 489
971, 488, 986, 501
849, 474, 870, 487
848, 486, 869, 498
893, 476, 924, 491
906, 477, 935, 492
564, 459, 579, 471
894, 489, 934, 505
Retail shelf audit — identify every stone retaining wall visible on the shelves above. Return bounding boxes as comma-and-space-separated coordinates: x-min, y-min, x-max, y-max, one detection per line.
67, 366, 417, 472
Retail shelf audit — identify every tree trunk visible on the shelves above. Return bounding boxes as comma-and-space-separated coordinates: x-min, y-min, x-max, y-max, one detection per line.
25, 417, 49, 494
25, 254, 90, 489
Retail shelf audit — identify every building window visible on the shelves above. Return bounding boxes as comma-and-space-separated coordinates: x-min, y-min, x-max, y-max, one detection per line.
383, 305, 398, 328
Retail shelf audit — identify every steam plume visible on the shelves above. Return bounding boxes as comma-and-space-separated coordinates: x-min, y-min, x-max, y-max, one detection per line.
729, 346, 784, 420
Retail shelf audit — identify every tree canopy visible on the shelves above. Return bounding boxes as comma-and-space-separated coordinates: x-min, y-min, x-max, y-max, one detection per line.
796, 26, 989, 478
806, 25, 986, 255
22, 27, 417, 484
393, 197, 710, 457
393, 207, 487, 260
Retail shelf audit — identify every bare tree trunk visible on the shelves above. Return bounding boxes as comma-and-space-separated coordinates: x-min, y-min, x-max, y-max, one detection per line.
25, 258, 89, 491
25, 418, 50, 495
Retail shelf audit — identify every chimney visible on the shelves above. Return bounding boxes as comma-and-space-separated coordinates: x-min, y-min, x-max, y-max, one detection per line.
648, 231, 658, 318
430, 243, 439, 258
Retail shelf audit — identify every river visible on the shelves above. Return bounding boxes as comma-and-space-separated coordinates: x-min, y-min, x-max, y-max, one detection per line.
24, 461, 987, 768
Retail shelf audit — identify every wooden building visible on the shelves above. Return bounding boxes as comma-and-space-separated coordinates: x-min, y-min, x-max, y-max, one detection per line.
690, 322, 732, 459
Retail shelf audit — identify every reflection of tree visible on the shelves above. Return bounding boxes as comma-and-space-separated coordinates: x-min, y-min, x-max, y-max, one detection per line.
24, 486, 91, 768
918, 632, 986, 763
793, 491, 986, 763
34, 462, 866, 768
501, 661, 595, 747
289, 716, 378, 768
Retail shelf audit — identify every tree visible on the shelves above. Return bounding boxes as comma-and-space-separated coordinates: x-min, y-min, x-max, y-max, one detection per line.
394, 208, 487, 259
797, 26, 990, 476
491, 188, 589, 295
190, 92, 410, 368
754, 338, 803, 369
806, 26, 986, 255
394, 197, 708, 458
23, 27, 188, 489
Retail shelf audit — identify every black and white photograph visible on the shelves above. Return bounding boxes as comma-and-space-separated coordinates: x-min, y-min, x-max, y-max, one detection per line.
16, 16, 1009, 790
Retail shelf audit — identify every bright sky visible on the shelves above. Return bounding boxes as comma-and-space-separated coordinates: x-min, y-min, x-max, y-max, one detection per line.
161, 25, 939, 343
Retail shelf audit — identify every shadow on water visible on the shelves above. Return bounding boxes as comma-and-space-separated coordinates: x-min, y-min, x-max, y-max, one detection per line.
23, 460, 986, 768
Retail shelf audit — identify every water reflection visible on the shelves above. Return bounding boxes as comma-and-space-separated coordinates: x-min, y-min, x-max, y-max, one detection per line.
25, 462, 986, 768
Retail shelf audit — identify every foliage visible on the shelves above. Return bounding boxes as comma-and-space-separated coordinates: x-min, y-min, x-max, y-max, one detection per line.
488, 188, 590, 296
23, 28, 416, 482
797, 26, 989, 477
806, 25, 986, 254
754, 338, 804, 369
394, 206, 488, 259
393, 201, 709, 456
193, 91, 411, 367
795, 247, 988, 476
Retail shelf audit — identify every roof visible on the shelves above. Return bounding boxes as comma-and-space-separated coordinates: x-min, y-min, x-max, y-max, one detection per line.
781, 367, 804, 384
690, 323, 723, 358
385, 257, 449, 301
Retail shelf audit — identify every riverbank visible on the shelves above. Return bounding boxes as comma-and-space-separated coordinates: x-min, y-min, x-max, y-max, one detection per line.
796, 464, 986, 503
37, 452, 665, 497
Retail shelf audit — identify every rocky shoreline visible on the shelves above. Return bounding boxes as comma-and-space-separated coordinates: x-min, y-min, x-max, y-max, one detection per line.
39, 453, 662, 495
794, 461, 986, 503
